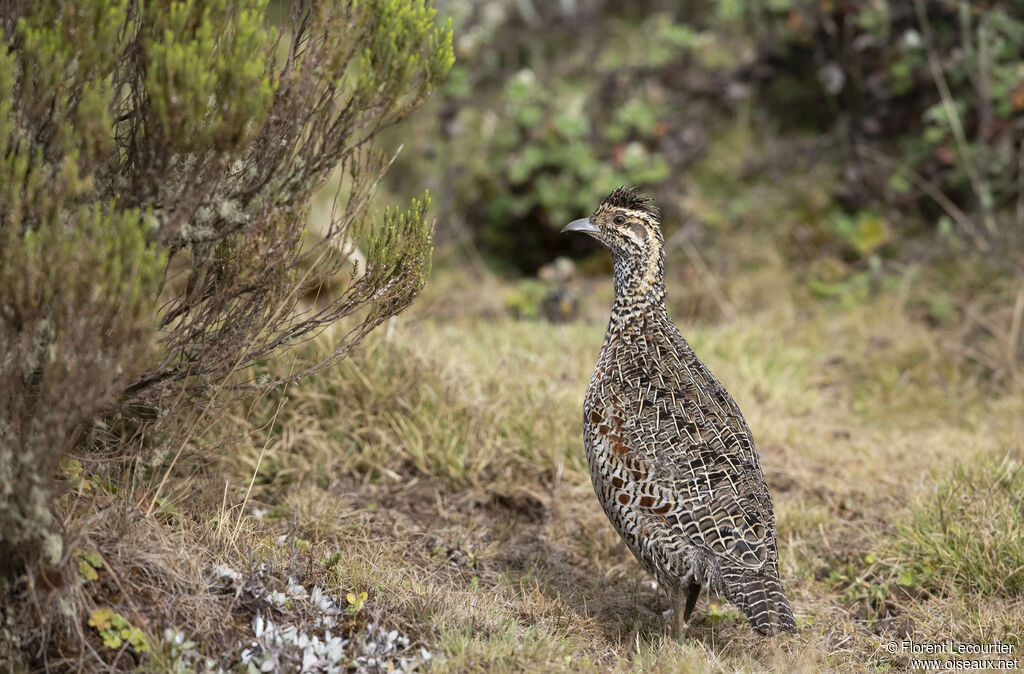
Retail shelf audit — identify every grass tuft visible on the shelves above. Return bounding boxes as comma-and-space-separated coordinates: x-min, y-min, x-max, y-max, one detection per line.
886, 453, 1024, 598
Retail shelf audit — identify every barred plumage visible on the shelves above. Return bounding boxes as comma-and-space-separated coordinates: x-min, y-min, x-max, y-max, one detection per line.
563, 187, 796, 635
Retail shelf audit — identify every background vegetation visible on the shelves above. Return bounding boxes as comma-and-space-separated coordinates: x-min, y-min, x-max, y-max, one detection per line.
1, 0, 1022, 671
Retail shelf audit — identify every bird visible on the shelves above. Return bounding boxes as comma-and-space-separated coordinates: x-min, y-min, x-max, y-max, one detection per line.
562, 186, 796, 636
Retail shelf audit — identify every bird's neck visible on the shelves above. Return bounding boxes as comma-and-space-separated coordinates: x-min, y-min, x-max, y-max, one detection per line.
609, 254, 667, 331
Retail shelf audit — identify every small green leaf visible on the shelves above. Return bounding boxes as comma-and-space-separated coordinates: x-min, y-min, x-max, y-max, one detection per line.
102, 631, 123, 649
89, 608, 114, 630
60, 457, 83, 481
346, 590, 368, 614
123, 627, 149, 652
78, 560, 99, 581
896, 569, 917, 586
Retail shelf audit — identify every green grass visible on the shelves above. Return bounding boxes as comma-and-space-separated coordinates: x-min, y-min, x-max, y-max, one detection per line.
252, 316, 598, 488
43, 259, 1024, 672
883, 454, 1024, 599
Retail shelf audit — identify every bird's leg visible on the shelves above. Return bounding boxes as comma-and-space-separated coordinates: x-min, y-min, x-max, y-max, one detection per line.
675, 597, 684, 640
657, 582, 673, 640
633, 564, 641, 617
672, 566, 700, 641
683, 581, 701, 622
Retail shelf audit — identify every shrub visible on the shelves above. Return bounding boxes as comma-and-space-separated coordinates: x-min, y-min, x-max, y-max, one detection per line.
397, 1, 1023, 273
722, 0, 1024, 254
0, 0, 452, 572
406, 1, 718, 273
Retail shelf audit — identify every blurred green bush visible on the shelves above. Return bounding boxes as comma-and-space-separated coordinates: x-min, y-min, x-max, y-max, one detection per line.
397, 0, 1023, 275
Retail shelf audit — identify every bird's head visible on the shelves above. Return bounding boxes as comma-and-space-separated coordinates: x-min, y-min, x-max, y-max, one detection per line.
562, 186, 665, 297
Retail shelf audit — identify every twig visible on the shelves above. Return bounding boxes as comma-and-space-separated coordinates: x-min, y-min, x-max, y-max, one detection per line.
914, 0, 996, 238
973, 6, 994, 142
234, 387, 290, 536
1017, 135, 1024, 229
664, 223, 738, 321
289, 504, 299, 579
855, 144, 989, 251
1009, 283, 1024, 385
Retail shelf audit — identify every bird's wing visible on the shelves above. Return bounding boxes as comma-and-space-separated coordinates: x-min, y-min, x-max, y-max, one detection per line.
598, 330, 777, 571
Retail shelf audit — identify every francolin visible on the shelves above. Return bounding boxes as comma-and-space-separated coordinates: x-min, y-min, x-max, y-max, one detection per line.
562, 186, 795, 636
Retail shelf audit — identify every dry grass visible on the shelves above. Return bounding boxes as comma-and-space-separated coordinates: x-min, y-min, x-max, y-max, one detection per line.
35, 251, 1024, 672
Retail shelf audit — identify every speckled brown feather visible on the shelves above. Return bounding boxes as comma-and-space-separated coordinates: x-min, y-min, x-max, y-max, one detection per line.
574, 187, 795, 635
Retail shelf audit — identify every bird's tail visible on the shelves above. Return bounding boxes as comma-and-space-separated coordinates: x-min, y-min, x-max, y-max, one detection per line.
723, 568, 796, 635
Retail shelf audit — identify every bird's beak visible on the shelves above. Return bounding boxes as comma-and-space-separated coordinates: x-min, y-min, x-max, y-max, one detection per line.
561, 218, 598, 235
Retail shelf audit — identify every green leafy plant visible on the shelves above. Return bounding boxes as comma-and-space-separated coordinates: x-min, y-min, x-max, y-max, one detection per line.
702, 603, 742, 626
504, 280, 549, 320
736, 0, 1024, 253
346, 590, 368, 615
1, 0, 452, 576
88, 608, 149, 653
60, 459, 92, 494
412, 3, 716, 273
75, 550, 103, 583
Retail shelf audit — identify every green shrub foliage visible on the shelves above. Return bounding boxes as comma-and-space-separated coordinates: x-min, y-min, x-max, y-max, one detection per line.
408, 0, 1021, 272
739, 0, 1024, 253
0, 0, 452, 570
420, 2, 709, 273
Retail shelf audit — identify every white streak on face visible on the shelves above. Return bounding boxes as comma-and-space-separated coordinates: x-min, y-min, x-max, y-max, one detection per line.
610, 209, 661, 295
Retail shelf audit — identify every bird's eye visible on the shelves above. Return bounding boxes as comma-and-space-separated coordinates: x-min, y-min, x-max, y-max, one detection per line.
613, 215, 625, 225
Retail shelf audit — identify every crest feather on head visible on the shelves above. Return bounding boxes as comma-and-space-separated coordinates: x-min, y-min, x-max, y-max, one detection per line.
598, 186, 659, 219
